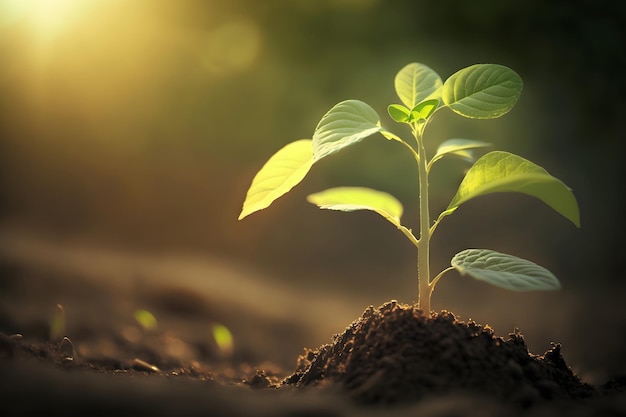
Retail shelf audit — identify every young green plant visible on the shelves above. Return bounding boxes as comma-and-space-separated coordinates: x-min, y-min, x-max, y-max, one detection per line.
238, 63, 580, 313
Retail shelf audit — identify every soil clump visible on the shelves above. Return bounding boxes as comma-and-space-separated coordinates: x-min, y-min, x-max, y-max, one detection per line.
285, 300, 594, 406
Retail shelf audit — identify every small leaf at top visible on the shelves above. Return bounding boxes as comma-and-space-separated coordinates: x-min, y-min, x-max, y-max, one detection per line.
312, 100, 383, 162
442, 151, 580, 227
451, 248, 561, 291
442, 64, 523, 119
239, 139, 313, 220
387, 104, 411, 123
395, 63, 442, 109
409, 99, 440, 122
429, 138, 492, 167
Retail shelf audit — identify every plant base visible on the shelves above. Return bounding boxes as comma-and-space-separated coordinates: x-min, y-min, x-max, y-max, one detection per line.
284, 301, 593, 405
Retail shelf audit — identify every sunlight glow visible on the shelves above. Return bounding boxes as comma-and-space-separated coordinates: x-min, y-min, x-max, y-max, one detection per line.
27, 0, 76, 35
0, 0, 86, 37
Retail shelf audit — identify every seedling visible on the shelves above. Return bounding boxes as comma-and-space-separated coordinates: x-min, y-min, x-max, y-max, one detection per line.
238, 63, 580, 313
50, 303, 66, 341
134, 309, 158, 331
212, 323, 234, 357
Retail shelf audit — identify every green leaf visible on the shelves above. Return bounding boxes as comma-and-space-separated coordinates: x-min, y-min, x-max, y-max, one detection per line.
311, 185, 409, 228
380, 129, 404, 143
429, 138, 492, 167
443, 151, 580, 227
410, 99, 440, 122
388, 99, 440, 125
442, 64, 523, 119
394, 63, 442, 109
239, 139, 313, 220
387, 104, 411, 123
307, 186, 403, 223
451, 249, 561, 291
308, 187, 418, 246
312, 100, 383, 162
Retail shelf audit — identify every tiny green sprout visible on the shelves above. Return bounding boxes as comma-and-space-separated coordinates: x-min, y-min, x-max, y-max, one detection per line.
50, 303, 66, 341
238, 62, 580, 313
212, 323, 234, 357
134, 309, 158, 331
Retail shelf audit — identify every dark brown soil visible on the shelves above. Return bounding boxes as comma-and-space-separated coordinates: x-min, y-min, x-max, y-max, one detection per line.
284, 301, 594, 406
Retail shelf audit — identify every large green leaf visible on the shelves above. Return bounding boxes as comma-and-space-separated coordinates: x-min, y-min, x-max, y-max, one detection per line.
238, 139, 313, 220
442, 151, 580, 227
451, 249, 561, 291
429, 138, 492, 167
442, 64, 523, 119
312, 100, 382, 162
394, 63, 442, 109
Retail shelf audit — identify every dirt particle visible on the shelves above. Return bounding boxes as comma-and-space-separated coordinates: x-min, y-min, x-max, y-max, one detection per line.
131, 358, 160, 373
247, 370, 274, 389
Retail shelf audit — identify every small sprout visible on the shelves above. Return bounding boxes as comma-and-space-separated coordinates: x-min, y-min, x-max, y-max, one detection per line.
212, 323, 234, 357
50, 304, 66, 341
239, 62, 580, 314
134, 309, 158, 331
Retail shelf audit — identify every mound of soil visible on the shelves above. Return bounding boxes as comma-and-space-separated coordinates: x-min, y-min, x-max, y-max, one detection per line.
285, 301, 594, 406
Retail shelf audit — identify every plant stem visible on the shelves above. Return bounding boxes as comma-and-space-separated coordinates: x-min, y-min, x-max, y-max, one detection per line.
415, 124, 432, 313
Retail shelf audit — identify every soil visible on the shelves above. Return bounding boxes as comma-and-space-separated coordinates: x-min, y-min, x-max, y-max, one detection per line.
284, 302, 594, 405
1, 236, 626, 416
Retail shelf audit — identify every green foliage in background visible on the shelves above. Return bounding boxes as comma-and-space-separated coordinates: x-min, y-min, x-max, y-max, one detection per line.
239, 62, 579, 313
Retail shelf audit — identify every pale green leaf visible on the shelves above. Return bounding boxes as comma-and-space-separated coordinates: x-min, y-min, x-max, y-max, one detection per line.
388, 104, 411, 123
239, 139, 313, 220
442, 64, 523, 119
312, 100, 382, 162
429, 138, 492, 167
451, 249, 561, 291
410, 99, 440, 122
442, 149, 474, 162
309, 186, 419, 244
380, 129, 404, 142
443, 151, 580, 227
394, 63, 443, 109
308, 187, 419, 246
307, 187, 403, 225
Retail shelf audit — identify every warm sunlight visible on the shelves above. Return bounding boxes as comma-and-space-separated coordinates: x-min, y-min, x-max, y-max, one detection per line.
0, 0, 86, 37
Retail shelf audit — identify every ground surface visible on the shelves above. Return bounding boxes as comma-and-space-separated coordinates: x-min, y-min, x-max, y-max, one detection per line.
1, 232, 626, 416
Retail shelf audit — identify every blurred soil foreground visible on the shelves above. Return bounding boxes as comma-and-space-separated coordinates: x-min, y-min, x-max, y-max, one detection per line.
1, 230, 626, 417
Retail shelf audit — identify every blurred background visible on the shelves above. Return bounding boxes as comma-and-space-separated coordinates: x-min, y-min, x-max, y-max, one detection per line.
1, 0, 625, 383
